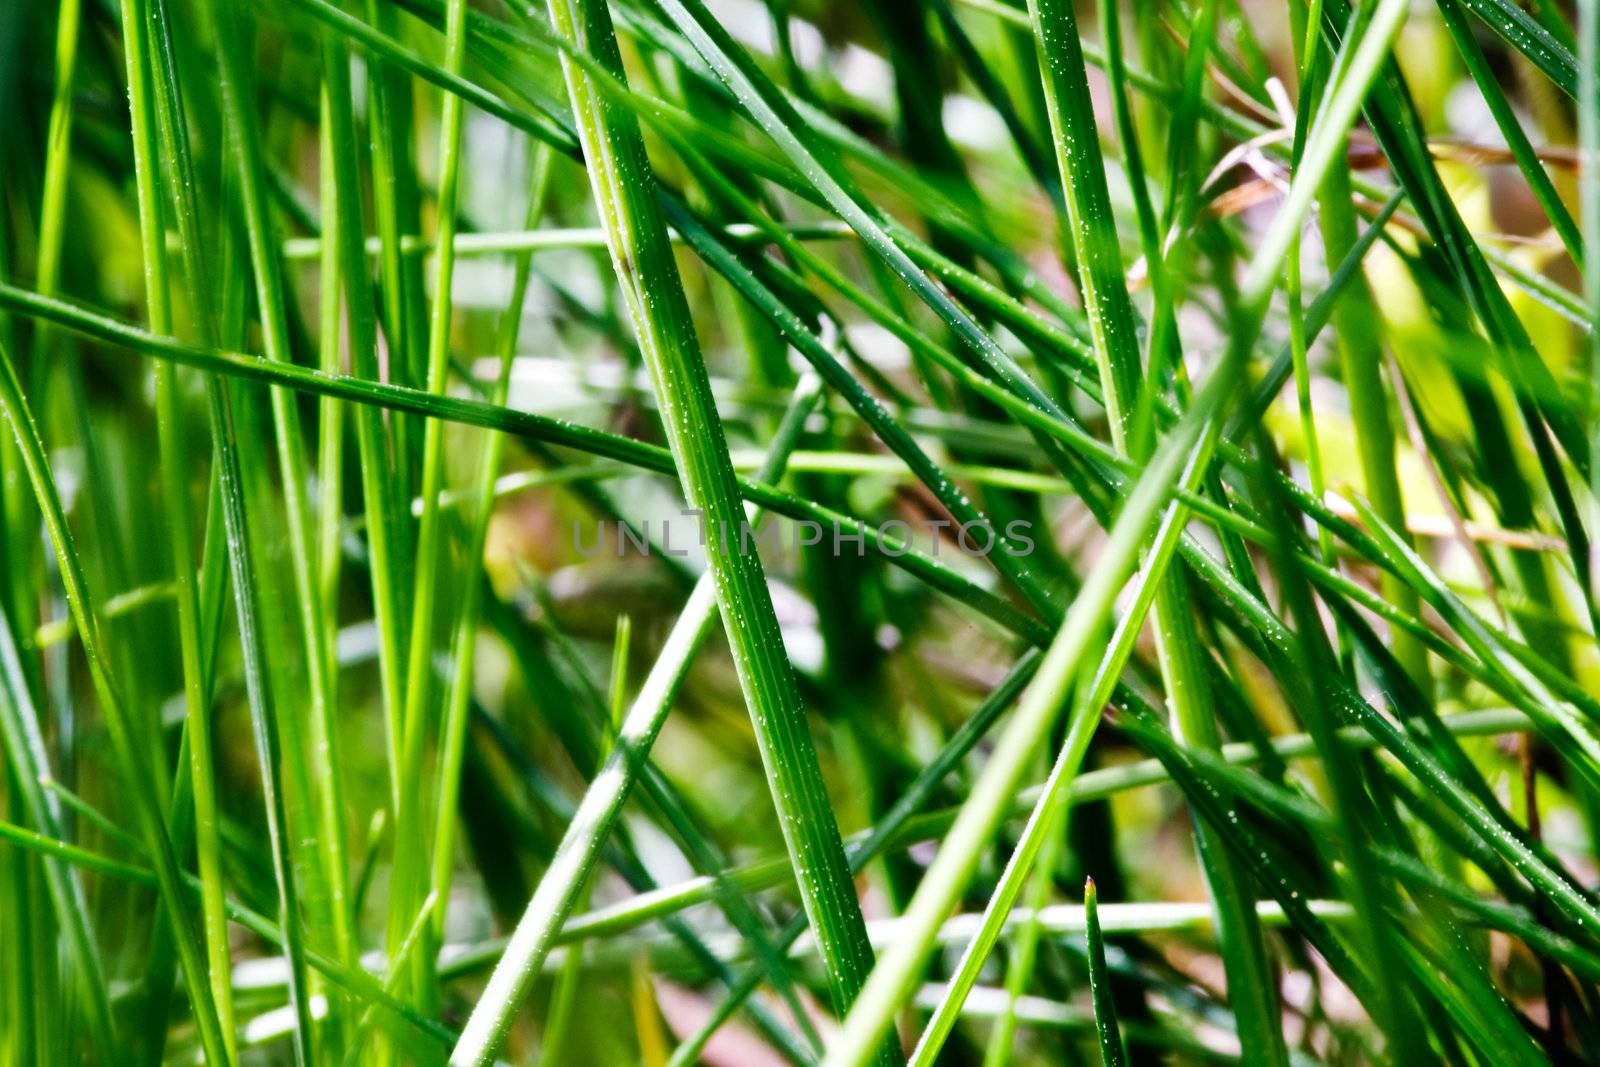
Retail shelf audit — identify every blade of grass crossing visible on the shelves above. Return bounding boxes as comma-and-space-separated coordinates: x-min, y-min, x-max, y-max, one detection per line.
907, 696, 1086, 1067
661, 197, 1056, 617
905, 432, 1229, 1064
661, 652, 1044, 1067
974, 776, 1069, 1067
0, 281, 1047, 645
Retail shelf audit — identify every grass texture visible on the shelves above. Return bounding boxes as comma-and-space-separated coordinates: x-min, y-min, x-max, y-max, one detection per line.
1, 0, 1599, 1063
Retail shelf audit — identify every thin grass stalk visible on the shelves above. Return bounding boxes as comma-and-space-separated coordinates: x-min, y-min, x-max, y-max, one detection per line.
360, 0, 425, 406
1284, 0, 1339, 574
1314, 160, 1429, 687
279, 221, 855, 260
205, 1, 333, 1055
32, 0, 78, 316
317, 20, 409, 831
390, 0, 474, 1005
211, 381, 317, 1067
317, 109, 346, 666
308, 47, 359, 1027
1099, 0, 1169, 456
974, 804, 1065, 1067
114, 0, 237, 1056
427, 143, 554, 940
1137, 0, 1219, 404
1158, 0, 1220, 236
1084, 879, 1128, 1067
206, 0, 340, 818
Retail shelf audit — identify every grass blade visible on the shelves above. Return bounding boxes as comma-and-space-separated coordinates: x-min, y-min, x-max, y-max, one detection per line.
443, 6, 879, 1036
1084, 879, 1127, 1067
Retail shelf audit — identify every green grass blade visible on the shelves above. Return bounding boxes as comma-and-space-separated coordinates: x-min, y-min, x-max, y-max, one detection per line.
120, 0, 242, 1051
441, 13, 881, 1034
385, 0, 475, 1020
1084, 879, 1127, 1067
205, 1, 329, 1055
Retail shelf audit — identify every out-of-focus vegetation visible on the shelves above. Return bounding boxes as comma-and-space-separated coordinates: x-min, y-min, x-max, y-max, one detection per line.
0, 0, 1598, 1063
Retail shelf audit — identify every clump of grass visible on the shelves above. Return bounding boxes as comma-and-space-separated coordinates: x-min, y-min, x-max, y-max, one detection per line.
1, 0, 1599, 1063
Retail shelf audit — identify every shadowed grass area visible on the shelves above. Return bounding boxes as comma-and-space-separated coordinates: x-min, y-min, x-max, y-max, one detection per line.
0, 0, 1598, 1063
